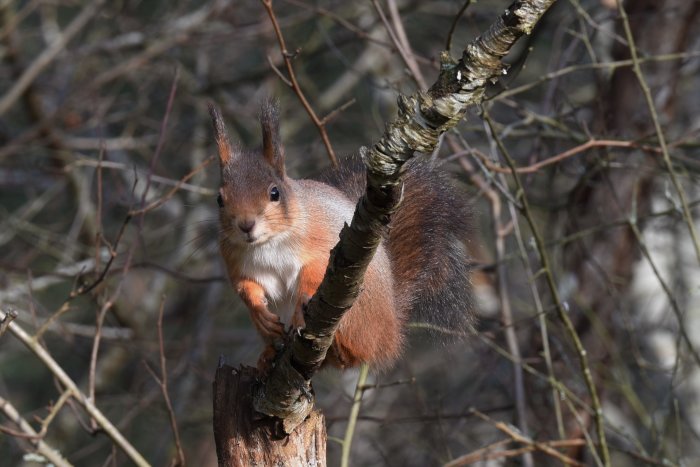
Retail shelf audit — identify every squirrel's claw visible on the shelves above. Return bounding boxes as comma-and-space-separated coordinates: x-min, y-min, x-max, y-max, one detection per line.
291, 293, 310, 330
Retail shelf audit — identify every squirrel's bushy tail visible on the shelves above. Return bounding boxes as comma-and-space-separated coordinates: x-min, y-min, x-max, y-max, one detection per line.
320, 156, 474, 339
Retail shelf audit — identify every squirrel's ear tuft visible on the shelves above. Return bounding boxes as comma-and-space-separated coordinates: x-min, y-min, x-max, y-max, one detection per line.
260, 99, 285, 176
208, 101, 234, 166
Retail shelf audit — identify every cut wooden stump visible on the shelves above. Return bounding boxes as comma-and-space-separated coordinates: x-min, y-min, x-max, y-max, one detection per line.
213, 364, 326, 466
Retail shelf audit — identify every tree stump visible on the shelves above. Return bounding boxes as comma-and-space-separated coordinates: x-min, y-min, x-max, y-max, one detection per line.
212, 364, 326, 466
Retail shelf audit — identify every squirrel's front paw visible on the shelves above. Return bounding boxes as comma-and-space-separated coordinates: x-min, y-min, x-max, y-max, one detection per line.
251, 307, 285, 340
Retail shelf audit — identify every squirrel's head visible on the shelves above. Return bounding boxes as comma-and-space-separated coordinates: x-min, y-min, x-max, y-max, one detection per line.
209, 100, 295, 246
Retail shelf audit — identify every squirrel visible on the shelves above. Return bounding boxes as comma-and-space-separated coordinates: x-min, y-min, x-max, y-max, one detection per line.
209, 100, 473, 371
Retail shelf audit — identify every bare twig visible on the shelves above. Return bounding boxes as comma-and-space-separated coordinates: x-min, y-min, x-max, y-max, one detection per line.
494, 51, 700, 102
0, 309, 150, 466
0, 308, 17, 338
487, 161, 533, 467
136, 66, 180, 230
320, 98, 356, 125
66, 159, 215, 196
616, 0, 700, 264
445, 436, 585, 466
260, 0, 339, 166
371, 0, 427, 89
88, 0, 228, 90
484, 113, 611, 466
0, 0, 106, 117
143, 298, 186, 466
87, 248, 133, 429
128, 156, 215, 217
69, 213, 130, 298
340, 364, 370, 467
0, 395, 72, 467
628, 219, 700, 367
266, 53, 293, 86
385, 0, 427, 88
445, 0, 474, 53
465, 139, 659, 174
469, 409, 585, 466
508, 201, 565, 439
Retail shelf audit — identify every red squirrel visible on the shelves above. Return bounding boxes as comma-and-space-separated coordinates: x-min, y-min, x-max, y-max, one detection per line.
209, 100, 473, 370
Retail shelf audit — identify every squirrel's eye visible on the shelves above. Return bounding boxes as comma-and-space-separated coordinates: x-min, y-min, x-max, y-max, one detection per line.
270, 186, 280, 202
216, 193, 224, 208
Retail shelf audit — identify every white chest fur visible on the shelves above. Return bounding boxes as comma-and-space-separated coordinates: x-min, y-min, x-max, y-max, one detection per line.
238, 232, 302, 322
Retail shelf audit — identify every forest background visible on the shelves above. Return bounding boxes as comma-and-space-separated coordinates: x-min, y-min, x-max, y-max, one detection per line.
1, 0, 699, 465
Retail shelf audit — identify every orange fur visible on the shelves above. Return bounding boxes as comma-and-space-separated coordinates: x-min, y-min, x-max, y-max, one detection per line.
236, 278, 284, 342
209, 101, 470, 373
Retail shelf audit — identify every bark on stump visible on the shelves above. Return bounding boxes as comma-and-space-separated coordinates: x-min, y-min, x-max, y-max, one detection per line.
213, 364, 326, 466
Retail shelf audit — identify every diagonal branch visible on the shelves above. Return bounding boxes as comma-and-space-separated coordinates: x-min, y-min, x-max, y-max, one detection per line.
261, 0, 339, 166
0, 395, 71, 467
253, 0, 557, 434
0, 0, 107, 118
0, 308, 149, 466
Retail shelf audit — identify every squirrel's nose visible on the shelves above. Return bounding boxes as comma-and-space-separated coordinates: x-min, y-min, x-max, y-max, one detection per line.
238, 219, 256, 234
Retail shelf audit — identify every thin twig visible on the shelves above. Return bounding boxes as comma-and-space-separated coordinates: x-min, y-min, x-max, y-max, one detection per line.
37, 390, 72, 439
66, 159, 215, 196
128, 156, 214, 217
260, 0, 338, 166
628, 220, 700, 367
0, 309, 150, 466
155, 297, 186, 466
0, 395, 72, 467
445, 0, 474, 53
371, 0, 426, 89
484, 111, 611, 466
466, 139, 658, 174
137, 66, 180, 230
340, 363, 370, 467
616, 0, 700, 264
266, 53, 292, 86
87, 248, 134, 430
494, 51, 700, 102
68, 213, 131, 298
508, 201, 565, 439
143, 306, 186, 466
470, 409, 585, 466
0, 0, 106, 117
489, 169, 533, 467
445, 437, 585, 466
385, 0, 427, 88
95, 143, 105, 274
320, 98, 356, 125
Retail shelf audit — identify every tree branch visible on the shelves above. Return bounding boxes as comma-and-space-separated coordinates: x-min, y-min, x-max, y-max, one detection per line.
0, 308, 149, 466
253, 0, 557, 433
